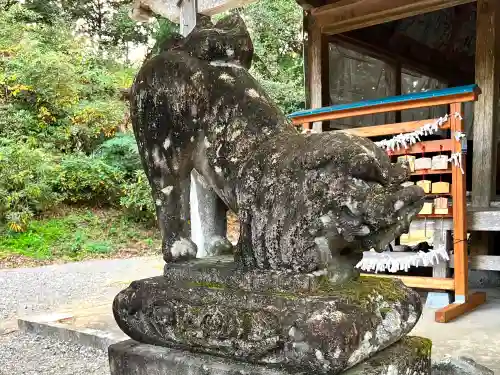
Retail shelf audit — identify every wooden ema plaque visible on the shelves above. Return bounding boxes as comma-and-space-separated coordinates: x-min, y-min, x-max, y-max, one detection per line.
432, 181, 450, 194
434, 197, 449, 215
416, 180, 431, 193
397, 155, 416, 172
415, 157, 432, 170
431, 155, 449, 170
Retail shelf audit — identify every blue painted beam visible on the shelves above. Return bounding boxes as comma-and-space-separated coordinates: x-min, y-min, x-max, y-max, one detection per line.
288, 84, 480, 119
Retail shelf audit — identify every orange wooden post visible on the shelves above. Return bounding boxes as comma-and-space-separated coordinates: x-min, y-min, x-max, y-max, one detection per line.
450, 102, 468, 302
435, 102, 486, 323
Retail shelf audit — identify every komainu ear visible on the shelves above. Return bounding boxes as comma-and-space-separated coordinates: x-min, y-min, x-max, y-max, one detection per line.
194, 14, 214, 30
214, 14, 247, 33
180, 13, 254, 69
157, 33, 185, 52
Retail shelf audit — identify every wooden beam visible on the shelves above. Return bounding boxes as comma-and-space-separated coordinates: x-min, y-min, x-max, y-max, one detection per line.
313, 0, 477, 35
363, 274, 455, 291
291, 91, 478, 125
435, 292, 487, 322
131, 0, 258, 22
307, 17, 324, 132
472, 0, 500, 208
450, 254, 500, 271
341, 118, 449, 137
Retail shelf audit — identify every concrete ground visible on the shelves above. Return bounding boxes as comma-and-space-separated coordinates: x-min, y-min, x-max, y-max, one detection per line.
3, 258, 500, 373
412, 289, 500, 373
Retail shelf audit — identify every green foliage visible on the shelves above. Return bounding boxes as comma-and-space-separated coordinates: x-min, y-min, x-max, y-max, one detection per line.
95, 133, 142, 176
0, 0, 307, 245
0, 5, 132, 151
0, 207, 160, 261
53, 154, 125, 205
107, 3, 152, 61
0, 144, 60, 232
240, 0, 305, 113
147, 18, 179, 59
67, 100, 125, 152
119, 170, 155, 223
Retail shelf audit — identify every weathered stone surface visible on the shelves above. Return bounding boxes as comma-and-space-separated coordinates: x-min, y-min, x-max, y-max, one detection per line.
109, 339, 286, 375
432, 357, 494, 375
109, 337, 431, 375
113, 259, 422, 374
343, 337, 431, 375
130, 13, 424, 273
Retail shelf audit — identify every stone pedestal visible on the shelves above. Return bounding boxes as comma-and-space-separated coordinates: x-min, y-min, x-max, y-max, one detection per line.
108, 337, 431, 375
113, 257, 423, 374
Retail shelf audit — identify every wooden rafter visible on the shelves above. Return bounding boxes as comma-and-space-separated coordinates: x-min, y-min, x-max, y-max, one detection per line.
312, 0, 477, 35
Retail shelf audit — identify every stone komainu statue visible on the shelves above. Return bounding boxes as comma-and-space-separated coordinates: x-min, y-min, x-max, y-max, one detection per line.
114, 14, 429, 374
130, 14, 424, 275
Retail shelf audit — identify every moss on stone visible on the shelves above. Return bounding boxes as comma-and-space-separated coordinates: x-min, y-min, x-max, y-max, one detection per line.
379, 307, 391, 317
188, 281, 226, 290
272, 291, 299, 300
241, 312, 252, 337
190, 306, 202, 314
311, 275, 408, 306
405, 336, 432, 357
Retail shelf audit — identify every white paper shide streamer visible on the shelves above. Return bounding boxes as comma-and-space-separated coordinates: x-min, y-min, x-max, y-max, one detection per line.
375, 112, 462, 151
355, 247, 450, 273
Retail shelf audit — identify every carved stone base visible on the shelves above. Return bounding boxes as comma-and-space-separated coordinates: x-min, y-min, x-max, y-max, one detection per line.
108, 337, 431, 375
113, 257, 422, 374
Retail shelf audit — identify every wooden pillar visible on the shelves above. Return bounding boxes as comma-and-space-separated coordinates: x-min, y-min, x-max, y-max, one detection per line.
472, 0, 500, 208
303, 11, 311, 110
321, 34, 330, 130
307, 16, 323, 132
451, 102, 469, 302
471, 0, 500, 256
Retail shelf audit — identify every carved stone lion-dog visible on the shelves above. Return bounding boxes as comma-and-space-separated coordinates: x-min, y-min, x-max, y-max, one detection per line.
130, 14, 424, 276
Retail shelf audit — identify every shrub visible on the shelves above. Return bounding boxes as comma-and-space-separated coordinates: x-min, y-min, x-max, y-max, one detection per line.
54, 153, 125, 205
0, 144, 60, 231
66, 100, 127, 153
94, 133, 142, 176
119, 170, 155, 223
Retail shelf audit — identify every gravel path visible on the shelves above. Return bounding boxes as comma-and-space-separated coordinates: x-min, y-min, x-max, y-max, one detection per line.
0, 256, 163, 322
0, 331, 108, 375
0, 256, 163, 375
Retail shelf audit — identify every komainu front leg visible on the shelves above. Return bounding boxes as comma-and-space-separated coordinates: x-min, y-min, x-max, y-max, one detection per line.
152, 174, 197, 263
190, 170, 233, 257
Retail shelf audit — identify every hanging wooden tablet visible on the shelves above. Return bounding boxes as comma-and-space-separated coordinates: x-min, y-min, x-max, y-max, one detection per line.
416, 179, 432, 193
399, 233, 410, 244
418, 202, 433, 215
401, 181, 415, 188
434, 197, 449, 215
414, 157, 432, 170
432, 181, 450, 194
400, 229, 434, 246
431, 155, 449, 170
397, 155, 416, 172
